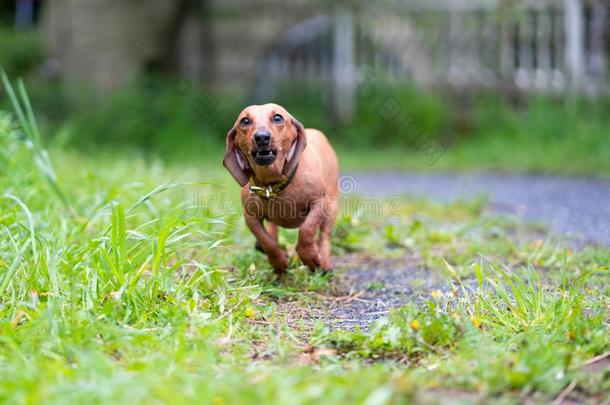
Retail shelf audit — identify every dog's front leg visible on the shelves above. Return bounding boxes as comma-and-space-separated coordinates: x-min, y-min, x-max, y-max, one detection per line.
296, 200, 325, 270
244, 213, 288, 274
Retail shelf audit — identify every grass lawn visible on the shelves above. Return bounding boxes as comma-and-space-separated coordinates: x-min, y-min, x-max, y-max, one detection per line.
1, 84, 609, 404
337, 143, 610, 178
171, 142, 610, 179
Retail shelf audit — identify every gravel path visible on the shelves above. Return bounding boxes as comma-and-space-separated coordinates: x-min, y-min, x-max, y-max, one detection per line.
327, 255, 447, 330
346, 172, 610, 247
280, 172, 610, 331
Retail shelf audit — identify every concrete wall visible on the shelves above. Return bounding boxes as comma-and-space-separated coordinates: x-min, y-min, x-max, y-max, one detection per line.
41, 0, 185, 91
40, 0, 321, 93
207, 0, 320, 92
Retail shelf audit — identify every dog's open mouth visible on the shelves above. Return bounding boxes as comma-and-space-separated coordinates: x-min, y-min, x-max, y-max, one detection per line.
252, 149, 277, 166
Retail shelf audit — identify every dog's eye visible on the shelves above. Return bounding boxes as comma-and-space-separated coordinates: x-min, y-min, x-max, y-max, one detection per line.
272, 114, 284, 124
239, 117, 251, 127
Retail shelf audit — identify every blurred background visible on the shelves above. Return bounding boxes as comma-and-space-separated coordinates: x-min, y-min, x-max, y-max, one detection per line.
1, 0, 609, 175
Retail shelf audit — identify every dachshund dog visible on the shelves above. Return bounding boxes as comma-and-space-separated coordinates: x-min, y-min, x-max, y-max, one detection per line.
223, 104, 339, 275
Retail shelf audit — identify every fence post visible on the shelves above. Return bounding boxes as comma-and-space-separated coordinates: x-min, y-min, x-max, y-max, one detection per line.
333, 4, 356, 122
498, 0, 513, 82
563, 0, 584, 90
589, 1, 607, 81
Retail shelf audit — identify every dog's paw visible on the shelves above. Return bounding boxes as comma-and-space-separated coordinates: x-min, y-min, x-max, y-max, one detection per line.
296, 244, 322, 270
319, 258, 334, 272
268, 251, 289, 274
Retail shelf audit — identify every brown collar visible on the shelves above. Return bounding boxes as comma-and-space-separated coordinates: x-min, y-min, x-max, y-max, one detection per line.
248, 164, 299, 199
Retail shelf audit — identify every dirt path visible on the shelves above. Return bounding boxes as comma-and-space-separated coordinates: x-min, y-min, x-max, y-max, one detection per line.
346, 172, 610, 247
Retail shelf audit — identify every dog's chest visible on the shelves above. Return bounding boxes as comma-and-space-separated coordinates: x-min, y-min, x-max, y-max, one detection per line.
245, 194, 310, 228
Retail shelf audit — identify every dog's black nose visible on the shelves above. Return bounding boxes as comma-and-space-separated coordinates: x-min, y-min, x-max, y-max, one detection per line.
253, 130, 271, 148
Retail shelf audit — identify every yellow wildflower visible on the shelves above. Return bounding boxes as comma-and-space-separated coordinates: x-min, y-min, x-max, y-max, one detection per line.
244, 306, 256, 319
411, 319, 420, 331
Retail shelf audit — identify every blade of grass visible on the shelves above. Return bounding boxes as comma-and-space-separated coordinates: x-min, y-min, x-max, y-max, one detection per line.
1, 70, 74, 215
3, 194, 37, 259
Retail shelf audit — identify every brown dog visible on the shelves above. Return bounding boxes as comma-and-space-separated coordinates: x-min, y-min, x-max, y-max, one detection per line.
223, 103, 339, 274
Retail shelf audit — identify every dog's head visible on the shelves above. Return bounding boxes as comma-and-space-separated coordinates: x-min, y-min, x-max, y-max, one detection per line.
223, 103, 307, 186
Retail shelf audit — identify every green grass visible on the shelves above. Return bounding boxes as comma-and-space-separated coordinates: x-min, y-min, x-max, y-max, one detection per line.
1, 27, 609, 177
0, 77, 609, 404
0, 29, 44, 78
3, 70, 608, 178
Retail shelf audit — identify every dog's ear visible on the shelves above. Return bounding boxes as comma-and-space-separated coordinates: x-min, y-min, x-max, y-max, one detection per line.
283, 118, 307, 176
223, 127, 250, 186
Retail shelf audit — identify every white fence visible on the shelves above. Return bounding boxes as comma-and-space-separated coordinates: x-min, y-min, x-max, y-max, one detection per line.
255, 0, 609, 118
